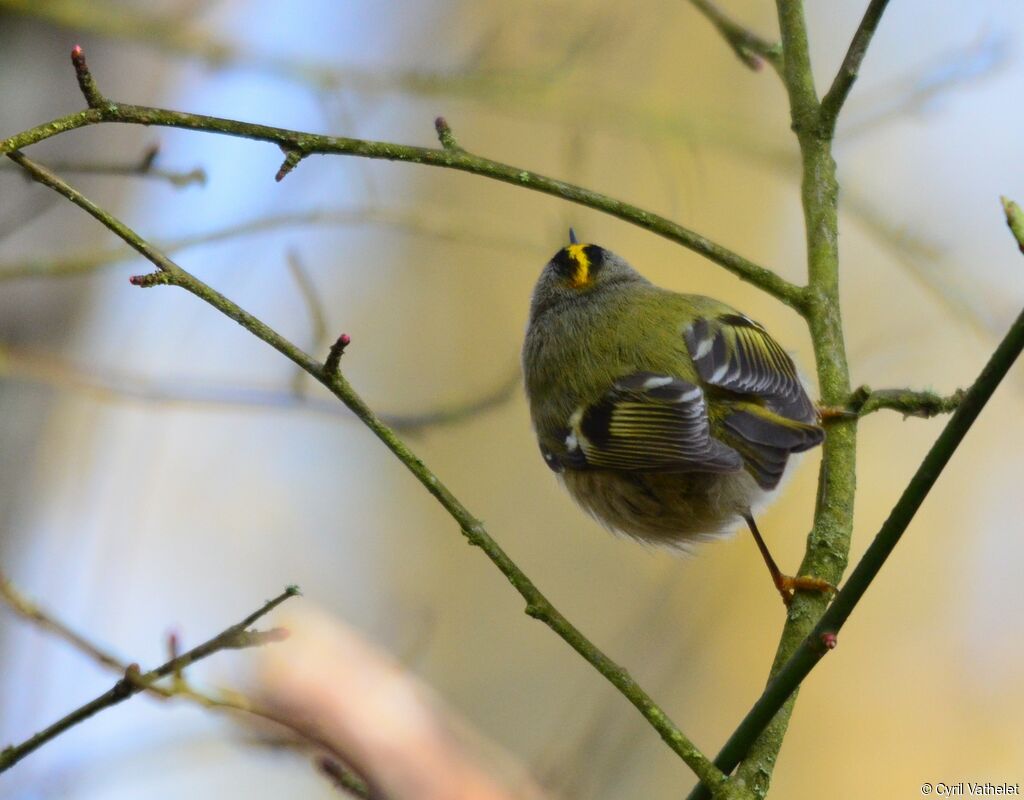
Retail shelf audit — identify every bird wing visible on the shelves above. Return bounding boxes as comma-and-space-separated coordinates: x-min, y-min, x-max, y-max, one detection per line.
684, 313, 817, 422
557, 372, 743, 473
683, 313, 823, 489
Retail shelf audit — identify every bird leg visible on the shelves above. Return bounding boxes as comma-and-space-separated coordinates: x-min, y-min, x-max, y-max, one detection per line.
744, 514, 834, 607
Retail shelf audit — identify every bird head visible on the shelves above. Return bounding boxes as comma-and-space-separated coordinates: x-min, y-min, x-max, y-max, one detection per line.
528, 230, 646, 321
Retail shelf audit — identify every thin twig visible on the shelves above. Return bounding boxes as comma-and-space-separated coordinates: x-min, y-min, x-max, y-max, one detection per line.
0, 585, 300, 773
0, 208, 540, 282
843, 386, 964, 419
688, 0, 783, 73
0, 571, 371, 796
0, 145, 206, 188
0, 0, 597, 97
0, 46, 804, 309
0, 572, 124, 672
286, 249, 328, 394
5, 151, 729, 794
819, 0, 892, 129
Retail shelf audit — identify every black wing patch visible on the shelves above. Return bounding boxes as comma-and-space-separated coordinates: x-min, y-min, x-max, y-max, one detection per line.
722, 406, 823, 488
564, 372, 742, 473
684, 314, 816, 423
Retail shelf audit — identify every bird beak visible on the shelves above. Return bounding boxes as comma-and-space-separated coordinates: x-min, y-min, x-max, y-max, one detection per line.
568, 227, 578, 245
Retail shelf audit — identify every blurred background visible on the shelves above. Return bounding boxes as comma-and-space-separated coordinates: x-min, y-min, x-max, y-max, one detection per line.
1, 0, 1023, 798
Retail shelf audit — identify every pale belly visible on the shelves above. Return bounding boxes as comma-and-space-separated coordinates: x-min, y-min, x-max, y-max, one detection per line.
561, 466, 784, 551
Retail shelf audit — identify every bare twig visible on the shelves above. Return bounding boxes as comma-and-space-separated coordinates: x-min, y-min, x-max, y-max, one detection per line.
688, 0, 783, 73
286, 249, 328, 394
0, 343, 521, 434
0, 571, 124, 672
0, 585, 300, 773
0, 46, 804, 309
1, 144, 206, 188
843, 386, 964, 419
0, 571, 371, 796
0, 208, 539, 282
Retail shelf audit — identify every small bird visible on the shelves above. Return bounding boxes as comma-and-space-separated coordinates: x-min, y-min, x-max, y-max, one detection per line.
522, 231, 832, 605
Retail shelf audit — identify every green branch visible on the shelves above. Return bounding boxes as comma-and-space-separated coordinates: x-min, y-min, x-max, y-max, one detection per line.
6, 150, 736, 797
0, 47, 803, 310
0, 585, 299, 774
844, 386, 964, 419
687, 294, 1024, 797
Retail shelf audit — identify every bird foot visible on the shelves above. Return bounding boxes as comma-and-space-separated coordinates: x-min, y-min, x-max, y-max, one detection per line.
775, 574, 835, 607
817, 405, 858, 422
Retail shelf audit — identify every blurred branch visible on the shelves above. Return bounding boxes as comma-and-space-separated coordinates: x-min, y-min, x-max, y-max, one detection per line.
0, 143, 206, 187
0, 571, 372, 796
841, 30, 1009, 139
0, 343, 521, 434
0, 585, 300, 774
259, 609, 549, 800
0, 207, 539, 282
0, 0, 595, 97
843, 386, 965, 419
0, 570, 125, 673
5, 152, 737, 797
687, 0, 783, 73
0, 47, 804, 309
287, 249, 329, 394
841, 189, 1001, 343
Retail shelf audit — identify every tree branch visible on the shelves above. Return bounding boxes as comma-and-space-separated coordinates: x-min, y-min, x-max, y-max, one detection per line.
0, 341, 521, 434
687, 0, 783, 74
0, 46, 804, 309
695, 2, 860, 797
0, 585, 300, 774
689, 297, 1024, 798
819, 0, 892, 130
5, 150, 734, 796
0, 207, 541, 282
843, 386, 965, 419
0, 571, 125, 672
690, 195, 1024, 798
0, 143, 206, 187
0, 571, 371, 796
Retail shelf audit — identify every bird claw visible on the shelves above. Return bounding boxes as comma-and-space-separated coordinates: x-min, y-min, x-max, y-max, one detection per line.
776, 574, 835, 607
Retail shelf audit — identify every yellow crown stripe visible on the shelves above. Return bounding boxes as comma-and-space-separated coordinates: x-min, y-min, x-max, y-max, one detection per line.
565, 243, 591, 287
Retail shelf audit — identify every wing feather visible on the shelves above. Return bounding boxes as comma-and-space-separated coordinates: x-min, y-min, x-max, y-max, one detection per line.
565, 372, 742, 473
684, 313, 816, 423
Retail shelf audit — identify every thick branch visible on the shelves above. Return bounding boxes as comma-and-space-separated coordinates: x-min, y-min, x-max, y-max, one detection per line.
819, 0, 892, 130
0, 47, 804, 309
6, 151, 731, 795
693, 3, 859, 797
0, 585, 299, 773
687, 0, 783, 74
687, 299, 1024, 796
